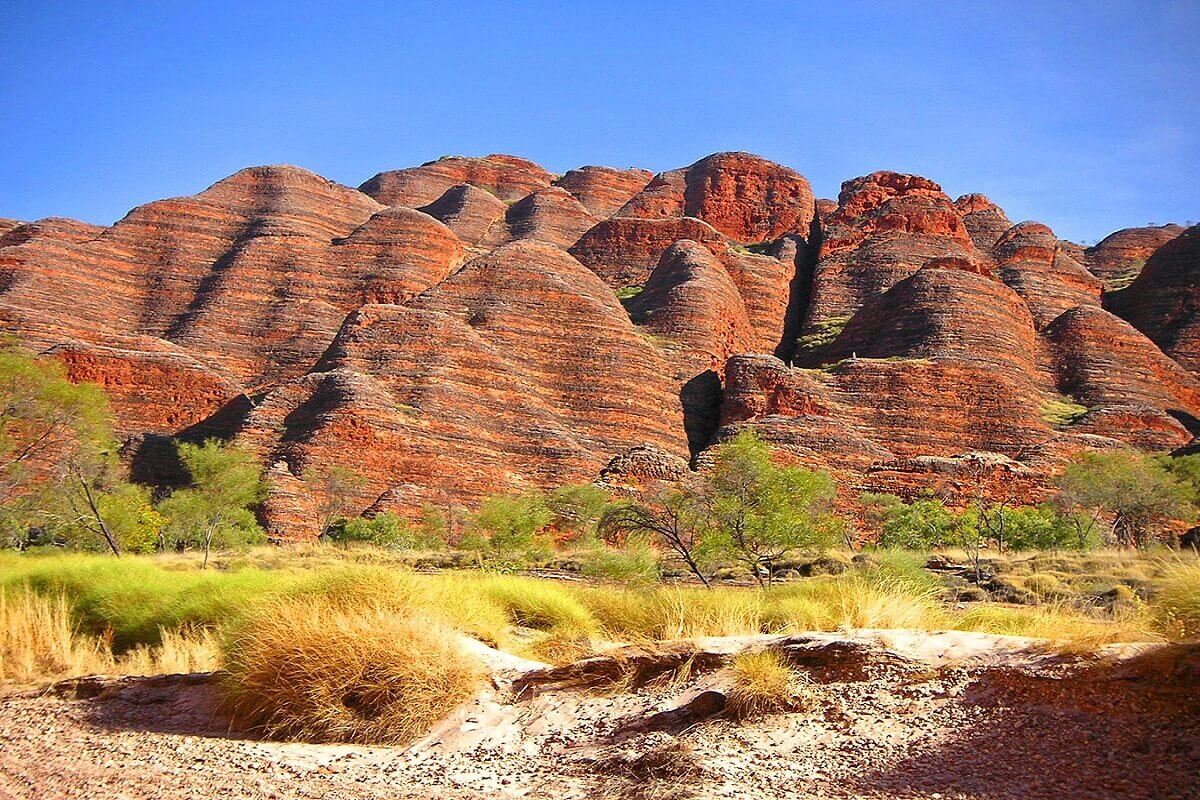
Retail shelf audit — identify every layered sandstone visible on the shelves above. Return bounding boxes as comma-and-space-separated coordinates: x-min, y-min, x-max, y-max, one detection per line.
954, 194, 1012, 251
1044, 304, 1200, 449
554, 166, 653, 217
992, 222, 1103, 329
800, 171, 979, 342
418, 184, 509, 248
625, 241, 753, 452
2, 150, 1194, 538
1084, 224, 1184, 287
359, 154, 553, 207
500, 187, 597, 248
1107, 225, 1200, 376
569, 216, 730, 287
239, 241, 689, 537
617, 152, 816, 243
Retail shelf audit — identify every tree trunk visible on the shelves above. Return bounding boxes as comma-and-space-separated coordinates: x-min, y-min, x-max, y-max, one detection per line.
680, 550, 710, 588
203, 524, 215, 569
78, 475, 120, 557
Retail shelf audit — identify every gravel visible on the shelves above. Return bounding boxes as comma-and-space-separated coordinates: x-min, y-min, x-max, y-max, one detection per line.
1, 636, 1197, 800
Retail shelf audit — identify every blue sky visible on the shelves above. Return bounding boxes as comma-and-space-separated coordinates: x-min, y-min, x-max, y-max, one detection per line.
1, 1, 1196, 243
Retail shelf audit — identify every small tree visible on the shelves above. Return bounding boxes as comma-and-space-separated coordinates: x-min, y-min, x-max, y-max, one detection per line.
60, 483, 165, 554
600, 481, 713, 586
546, 483, 610, 540
875, 495, 961, 550
465, 491, 553, 564
0, 344, 132, 554
159, 440, 267, 566
0, 345, 111, 503
700, 432, 840, 586
1056, 452, 1195, 548
303, 464, 366, 538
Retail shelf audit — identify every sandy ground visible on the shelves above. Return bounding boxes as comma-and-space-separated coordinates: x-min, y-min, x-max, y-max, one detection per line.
1, 632, 1198, 800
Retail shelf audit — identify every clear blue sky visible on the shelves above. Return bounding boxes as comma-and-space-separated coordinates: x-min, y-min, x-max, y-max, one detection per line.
2, 1, 1196, 244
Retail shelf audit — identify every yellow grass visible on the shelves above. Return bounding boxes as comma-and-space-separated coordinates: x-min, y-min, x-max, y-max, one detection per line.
221, 599, 484, 744
950, 603, 1156, 649
725, 649, 810, 718
0, 587, 218, 685
0, 588, 111, 683
764, 576, 945, 632
1147, 564, 1200, 641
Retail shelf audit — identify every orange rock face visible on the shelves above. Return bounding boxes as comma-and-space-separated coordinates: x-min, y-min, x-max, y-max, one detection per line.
2, 151, 1193, 538
954, 194, 1012, 251
802, 171, 979, 337
1108, 225, 1200, 376
569, 216, 730, 287
554, 166, 653, 218
359, 154, 553, 206
992, 222, 1103, 329
618, 152, 816, 243
238, 241, 688, 537
1085, 224, 1184, 287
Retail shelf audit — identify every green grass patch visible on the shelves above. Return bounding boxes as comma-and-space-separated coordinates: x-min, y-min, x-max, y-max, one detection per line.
795, 315, 851, 355
1041, 396, 1088, 426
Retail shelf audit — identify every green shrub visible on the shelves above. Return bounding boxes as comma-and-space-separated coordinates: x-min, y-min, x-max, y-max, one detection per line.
332, 513, 424, 549
876, 497, 961, 550
795, 316, 851, 355
465, 492, 553, 562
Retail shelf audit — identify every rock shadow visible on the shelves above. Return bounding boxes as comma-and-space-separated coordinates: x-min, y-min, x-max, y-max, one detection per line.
60, 673, 254, 741
844, 644, 1200, 800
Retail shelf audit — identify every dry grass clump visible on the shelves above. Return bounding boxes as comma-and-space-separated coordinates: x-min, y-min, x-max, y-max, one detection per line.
1147, 564, 1200, 641
951, 603, 1155, 649
221, 599, 483, 745
0, 587, 219, 684
117, 627, 219, 676
649, 587, 766, 640
1021, 572, 1069, 599
764, 576, 944, 632
0, 588, 112, 683
724, 649, 811, 718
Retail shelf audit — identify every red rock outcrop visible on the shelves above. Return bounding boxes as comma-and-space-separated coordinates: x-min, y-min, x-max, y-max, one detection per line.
1044, 304, 1200, 449
625, 241, 754, 452
500, 187, 597, 248
359, 154, 553, 207
801, 172, 979, 340
627, 241, 752, 370
954, 194, 1013, 251
554, 166, 653, 218
726, 264, 1053, 451
1107, 226, 1200, 376
239, 241, 689, 534
992, 222, 1103, 329
1084, 224, 1184, 287
617, 152, 815, 243
3, 151, 1193, 539
418, 184, 508, 248
817, 266, 1045, 388
569, 216, 730, 287
0, 166, 468, 391
719, 352, 1065, 503
814, 199, 837, 226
